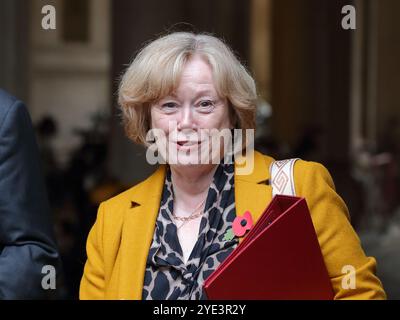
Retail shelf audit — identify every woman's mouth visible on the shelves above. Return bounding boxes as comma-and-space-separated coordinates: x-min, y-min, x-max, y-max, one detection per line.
176, 140, 201, 148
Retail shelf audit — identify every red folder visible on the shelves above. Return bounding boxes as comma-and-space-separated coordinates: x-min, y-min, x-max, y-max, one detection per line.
203, 195, 334, 300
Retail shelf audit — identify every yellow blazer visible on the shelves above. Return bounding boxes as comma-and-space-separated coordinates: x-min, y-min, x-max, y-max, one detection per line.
80, 151, 386, 299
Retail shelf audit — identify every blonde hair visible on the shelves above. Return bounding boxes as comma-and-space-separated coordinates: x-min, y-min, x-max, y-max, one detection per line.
118, 32, 258, 145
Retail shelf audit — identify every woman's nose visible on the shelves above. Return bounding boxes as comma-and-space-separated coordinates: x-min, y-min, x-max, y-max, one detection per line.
178, 105, 196, 130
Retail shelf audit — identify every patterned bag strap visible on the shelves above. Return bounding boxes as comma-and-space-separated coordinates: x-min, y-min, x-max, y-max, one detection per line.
269, 158, 300, 197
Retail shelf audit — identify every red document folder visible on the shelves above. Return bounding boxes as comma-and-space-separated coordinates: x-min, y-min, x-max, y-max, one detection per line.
203, 195, 334, 300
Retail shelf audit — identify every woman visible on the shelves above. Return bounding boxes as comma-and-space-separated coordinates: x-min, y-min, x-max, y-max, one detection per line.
80, 32, 385, 300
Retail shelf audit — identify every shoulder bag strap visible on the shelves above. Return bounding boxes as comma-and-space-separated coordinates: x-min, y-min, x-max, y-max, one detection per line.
269, 158, 300, 197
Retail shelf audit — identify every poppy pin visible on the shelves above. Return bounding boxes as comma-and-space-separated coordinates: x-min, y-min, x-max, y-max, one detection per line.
223, 211, 254, 241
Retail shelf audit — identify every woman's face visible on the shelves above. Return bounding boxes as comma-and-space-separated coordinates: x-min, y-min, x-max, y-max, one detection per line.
150, 55, 233, 166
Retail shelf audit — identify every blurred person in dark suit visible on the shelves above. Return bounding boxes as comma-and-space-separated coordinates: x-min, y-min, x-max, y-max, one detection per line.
0, 89, 62, 299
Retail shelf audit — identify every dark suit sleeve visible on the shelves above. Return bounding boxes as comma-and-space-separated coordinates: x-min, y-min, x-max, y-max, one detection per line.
0, 96, 62, 299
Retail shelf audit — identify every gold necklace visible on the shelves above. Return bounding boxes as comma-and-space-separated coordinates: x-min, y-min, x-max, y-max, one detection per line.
172, 196, 207, 226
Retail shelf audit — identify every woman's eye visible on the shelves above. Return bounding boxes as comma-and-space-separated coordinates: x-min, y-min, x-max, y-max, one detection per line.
198, 100, 214, 110
161, 102, 177, 111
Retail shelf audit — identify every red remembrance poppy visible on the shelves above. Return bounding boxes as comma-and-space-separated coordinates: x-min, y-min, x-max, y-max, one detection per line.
232, 211, 253, 237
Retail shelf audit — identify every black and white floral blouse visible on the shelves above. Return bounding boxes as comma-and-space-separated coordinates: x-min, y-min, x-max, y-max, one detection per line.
142, 162, 238, 300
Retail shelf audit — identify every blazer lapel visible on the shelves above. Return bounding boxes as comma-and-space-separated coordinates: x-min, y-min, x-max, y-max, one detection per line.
117, 165, 167, 300
234, 151, 273, 244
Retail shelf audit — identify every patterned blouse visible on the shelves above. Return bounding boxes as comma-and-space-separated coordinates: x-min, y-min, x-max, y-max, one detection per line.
142, 162, 238, 300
